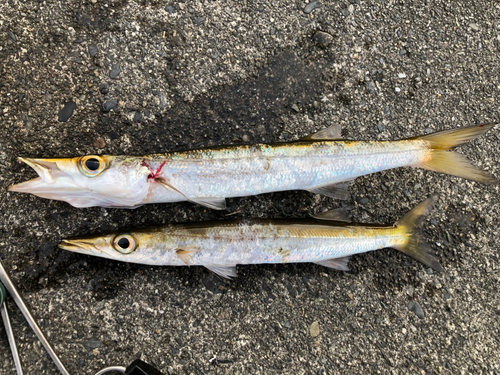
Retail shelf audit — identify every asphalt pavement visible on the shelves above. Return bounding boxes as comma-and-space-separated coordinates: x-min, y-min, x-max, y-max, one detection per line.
0, 1, 499, 374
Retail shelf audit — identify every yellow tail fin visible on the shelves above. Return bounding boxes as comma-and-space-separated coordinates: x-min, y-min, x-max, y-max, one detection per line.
416, 124, 498, 184
393, 196, 444, 272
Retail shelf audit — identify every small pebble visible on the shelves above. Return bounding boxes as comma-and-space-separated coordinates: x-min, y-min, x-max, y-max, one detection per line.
291, 103, 300, 112
399, 48, 407, 56
443, 291, 451, 301
406, 285, 414, 297
358, 197, 370, 205
395, 87, 401, 92
408, 301, 425, 319
57, 101, 77, 122
367, 81, 375, 93
312, 31, 333, 48
342, 9, 350, 16
133, 111, 142, 123
102, 99, 118, 112
398, 73, 407, 78
109, 62, 122, 79
99, 83, 109, 95
304, 1, 321, 14
8, 30, 16, 42
469, 23, 479, 32
109, 130, 119, 140
309, 321, 320, 337
165, 5, 176, 14
242, 134, 250, 142
93, 138, 106, 149
88, 44, 98, 57
83, 339, 104, 350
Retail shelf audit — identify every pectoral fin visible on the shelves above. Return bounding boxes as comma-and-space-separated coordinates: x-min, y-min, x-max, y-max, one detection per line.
300, 125, 343, 141
307, 180, 353, 200
156, 177, 227, 210
312, 207, 351, 222
189, 197, 227, 210
156, 177, 187, 197
176, 247, 200, 266
314, 256, 351, 271
205, 265, 237, 279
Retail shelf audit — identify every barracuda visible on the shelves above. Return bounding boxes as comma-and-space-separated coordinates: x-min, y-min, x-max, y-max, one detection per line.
9, 124, 497, 209
59, 196, 443, 278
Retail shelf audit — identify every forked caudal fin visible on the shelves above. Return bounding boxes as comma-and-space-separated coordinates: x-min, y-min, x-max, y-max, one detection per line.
393, 195, 444, 272
415, 123, 498, 184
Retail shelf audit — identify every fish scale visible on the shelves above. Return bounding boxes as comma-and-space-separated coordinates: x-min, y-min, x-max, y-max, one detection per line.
59, 196, 445, 278
9, 124, 497, 209
149, 140, 429, 201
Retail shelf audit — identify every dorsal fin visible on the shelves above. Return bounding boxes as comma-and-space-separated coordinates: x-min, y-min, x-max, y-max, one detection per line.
312, 207, 351, 222
300, 125, 343, 141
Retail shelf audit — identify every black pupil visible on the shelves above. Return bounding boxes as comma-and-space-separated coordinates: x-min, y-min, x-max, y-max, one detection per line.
85, 158, 100, 171
117, 237, 130, 249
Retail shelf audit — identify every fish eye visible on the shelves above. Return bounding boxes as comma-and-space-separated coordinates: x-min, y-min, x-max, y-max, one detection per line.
112, 234, 137, 254
78, 155, 106, 177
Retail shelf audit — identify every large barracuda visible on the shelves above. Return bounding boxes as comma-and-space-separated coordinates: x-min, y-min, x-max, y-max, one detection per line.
60, 196, 443, 278
9, 124, 497, 209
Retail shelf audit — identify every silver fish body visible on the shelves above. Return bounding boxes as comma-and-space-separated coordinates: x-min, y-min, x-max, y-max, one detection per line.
9, 124, 497, 209
60, 197, 444, 278
118, 221, 404, 266
143, 140, 427, 203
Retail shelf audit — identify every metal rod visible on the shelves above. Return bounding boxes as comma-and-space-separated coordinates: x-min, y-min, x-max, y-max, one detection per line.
0, 260, 70, 375
1, 302, 24, 375
94, 366, 126, 375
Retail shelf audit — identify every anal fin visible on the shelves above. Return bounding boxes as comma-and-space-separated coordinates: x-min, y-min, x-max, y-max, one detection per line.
312, 207, 351, 222
314, 256, 351, 271
307, 180, 353, 200
205, 265, 237, 279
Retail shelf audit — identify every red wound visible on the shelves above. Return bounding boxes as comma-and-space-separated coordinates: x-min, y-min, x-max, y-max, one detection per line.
145, 160, 168, 180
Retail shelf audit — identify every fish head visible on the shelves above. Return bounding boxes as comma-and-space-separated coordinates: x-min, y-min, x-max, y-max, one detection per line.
8, 156, 151, 208
59, 230, 161, 263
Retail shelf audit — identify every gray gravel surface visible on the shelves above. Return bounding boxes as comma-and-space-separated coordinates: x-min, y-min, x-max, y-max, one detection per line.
1, 1, 499, 374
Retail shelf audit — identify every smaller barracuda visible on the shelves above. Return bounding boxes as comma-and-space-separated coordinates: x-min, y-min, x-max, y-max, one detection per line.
60, 196, 443, 278
8, 124, 498, 209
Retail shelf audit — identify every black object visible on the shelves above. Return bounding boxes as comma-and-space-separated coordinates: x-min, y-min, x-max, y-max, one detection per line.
125, 359, 165, 375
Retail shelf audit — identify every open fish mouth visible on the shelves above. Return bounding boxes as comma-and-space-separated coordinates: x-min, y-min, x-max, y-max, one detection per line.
8, 157, 78, 193
7, 157, 121, 208
59, 239, 102, 255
